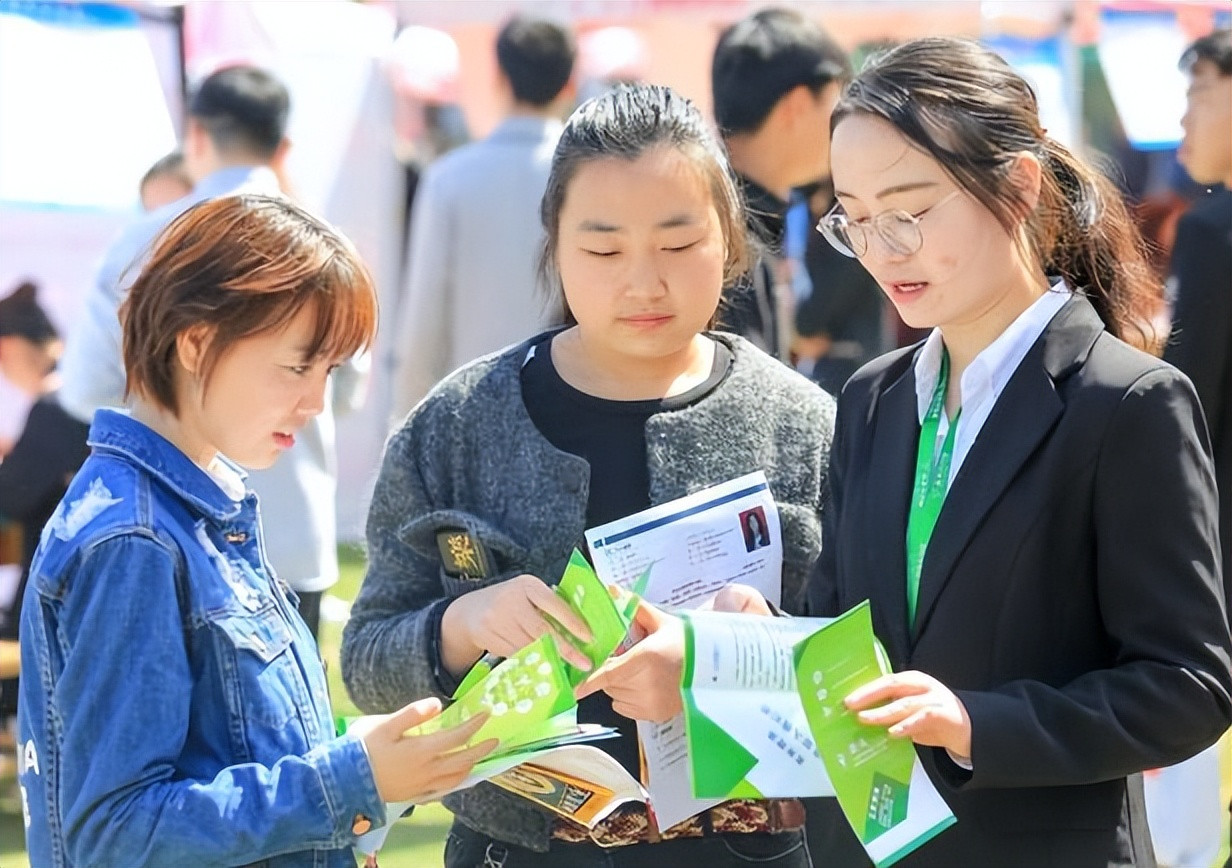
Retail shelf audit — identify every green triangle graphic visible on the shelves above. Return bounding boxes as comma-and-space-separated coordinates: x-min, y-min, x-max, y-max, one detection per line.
684, 693, 760, 798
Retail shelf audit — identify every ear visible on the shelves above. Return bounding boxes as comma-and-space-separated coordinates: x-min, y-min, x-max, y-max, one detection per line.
778, 83, 816, 129
1007, 151, 1043, 214
175, 324, 213, 377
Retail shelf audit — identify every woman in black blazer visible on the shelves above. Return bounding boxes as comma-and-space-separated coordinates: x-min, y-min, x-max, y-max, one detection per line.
804, 38, 1232, 867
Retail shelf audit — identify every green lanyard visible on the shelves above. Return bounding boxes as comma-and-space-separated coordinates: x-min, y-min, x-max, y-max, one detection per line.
905, 350, 961, 628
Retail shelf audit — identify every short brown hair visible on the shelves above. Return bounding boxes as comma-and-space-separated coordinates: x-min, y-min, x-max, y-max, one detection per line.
121, 193, 377, 414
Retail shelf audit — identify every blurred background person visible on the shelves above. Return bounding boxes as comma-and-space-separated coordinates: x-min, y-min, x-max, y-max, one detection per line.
0, 281, 90, 752
138, 151, 193, 213
56, 64, 364, 641
1153, 27, 1232, 868
711, 7, 851, 363
792, 180, 887, 395
1165, 27, 1231, 604
388, 15, 576, 423
384, 24, 471, 268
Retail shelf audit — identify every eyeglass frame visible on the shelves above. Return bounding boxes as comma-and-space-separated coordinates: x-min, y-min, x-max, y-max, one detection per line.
815, 190, 962, 259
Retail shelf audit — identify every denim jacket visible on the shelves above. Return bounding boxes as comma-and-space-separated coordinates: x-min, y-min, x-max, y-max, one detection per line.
18, 410, 383, 868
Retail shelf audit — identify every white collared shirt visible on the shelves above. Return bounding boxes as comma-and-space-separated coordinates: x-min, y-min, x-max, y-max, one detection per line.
913, 283, 1073, 489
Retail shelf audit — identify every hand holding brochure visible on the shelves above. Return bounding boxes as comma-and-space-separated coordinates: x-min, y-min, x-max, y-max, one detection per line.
586, 470, 785, 829
357, 550, 644, 854
681, 601, 956, 867
794, 602, 955, 866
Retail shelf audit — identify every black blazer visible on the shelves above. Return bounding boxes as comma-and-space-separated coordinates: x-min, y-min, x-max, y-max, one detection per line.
1163, 187, 1232, 605
806, 296, 1232, 868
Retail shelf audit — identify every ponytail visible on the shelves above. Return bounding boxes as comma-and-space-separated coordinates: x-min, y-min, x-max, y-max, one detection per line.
1035, 139, 1160, 352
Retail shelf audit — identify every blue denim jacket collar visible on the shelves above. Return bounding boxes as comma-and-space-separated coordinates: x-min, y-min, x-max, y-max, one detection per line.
87, 409, 249, 523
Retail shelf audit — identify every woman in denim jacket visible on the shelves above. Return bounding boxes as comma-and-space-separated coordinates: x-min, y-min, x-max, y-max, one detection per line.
342, 85, 836, 867
17, 194, 495, 868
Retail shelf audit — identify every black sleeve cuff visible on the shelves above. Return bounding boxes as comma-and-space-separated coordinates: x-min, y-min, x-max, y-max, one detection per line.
427, 597, 464, 697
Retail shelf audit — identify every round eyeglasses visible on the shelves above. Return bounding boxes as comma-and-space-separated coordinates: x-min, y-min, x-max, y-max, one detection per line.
816, 190, 961, 258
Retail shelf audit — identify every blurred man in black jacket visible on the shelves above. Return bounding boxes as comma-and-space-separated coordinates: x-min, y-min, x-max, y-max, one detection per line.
711, 8, 849, 362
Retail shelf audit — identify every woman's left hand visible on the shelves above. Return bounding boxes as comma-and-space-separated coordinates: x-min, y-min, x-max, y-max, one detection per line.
574, 601, 684, 723
843, 670, 972, 760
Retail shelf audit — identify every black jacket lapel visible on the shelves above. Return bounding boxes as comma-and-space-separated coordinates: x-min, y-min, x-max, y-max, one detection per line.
862, 357, 920, 666
911, 295, 1106, 642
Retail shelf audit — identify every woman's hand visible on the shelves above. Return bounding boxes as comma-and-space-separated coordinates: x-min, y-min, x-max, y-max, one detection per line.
440, 574, 594, 674
351, 698, 499, 803
575, 601, 684, 723
843, 670, 972, 760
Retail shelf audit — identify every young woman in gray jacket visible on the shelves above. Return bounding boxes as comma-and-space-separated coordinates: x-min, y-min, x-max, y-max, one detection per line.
342, 84, 836, 868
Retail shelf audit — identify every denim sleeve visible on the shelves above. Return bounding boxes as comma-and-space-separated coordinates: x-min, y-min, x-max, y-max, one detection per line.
54, 534, 384, 868
341, 420, 457, 713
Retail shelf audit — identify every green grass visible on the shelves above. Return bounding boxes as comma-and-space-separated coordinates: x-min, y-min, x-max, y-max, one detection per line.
0, 544, 452, 868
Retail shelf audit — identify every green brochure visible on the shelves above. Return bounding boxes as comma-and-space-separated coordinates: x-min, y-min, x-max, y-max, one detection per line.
554, 549, 641, 687
681, 611, 838, 799
407, 633, 577, 749
681, 602, 955, 867
408, 549, 640, 757
794, 602, 956, 867
359, 551, 646, 856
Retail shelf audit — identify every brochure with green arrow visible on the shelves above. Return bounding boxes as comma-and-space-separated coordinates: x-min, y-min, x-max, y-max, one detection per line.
681, 602, 956, 867
794, 601, 955, 866
680, 611, 837, 799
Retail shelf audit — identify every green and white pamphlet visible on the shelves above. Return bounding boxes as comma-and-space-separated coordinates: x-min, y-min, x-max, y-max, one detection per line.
682, 601, 956, 867
358, 550, 647, 854
680, 611, 837, 798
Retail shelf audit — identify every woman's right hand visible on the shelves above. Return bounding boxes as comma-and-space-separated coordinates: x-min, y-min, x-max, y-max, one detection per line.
351, 698, 499, 803
440, 574, 594, 673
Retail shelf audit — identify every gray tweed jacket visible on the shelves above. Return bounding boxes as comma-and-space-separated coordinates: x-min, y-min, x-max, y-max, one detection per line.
340, 331, 836, 850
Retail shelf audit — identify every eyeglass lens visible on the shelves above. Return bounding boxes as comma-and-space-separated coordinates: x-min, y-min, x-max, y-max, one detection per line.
826, 210, 922, 258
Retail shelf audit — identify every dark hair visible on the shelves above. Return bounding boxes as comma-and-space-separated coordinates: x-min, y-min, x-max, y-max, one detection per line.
712, 8, 850, 135
0, 281, 57, 343
140, 151, 191, 191
833, 37, 1157, 349
537, 83, 749, 322
120, 195, 377, 415
1181, 28, 1232, 76
189, 65, 290, 159
496, 16, 576, 107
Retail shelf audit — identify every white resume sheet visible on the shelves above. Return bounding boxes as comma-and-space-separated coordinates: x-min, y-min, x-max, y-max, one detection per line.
585, 471, 783, 608
584, 471, 785, 829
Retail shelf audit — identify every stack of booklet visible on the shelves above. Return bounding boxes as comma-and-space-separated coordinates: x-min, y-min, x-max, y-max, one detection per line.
357, 473, 955, 867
